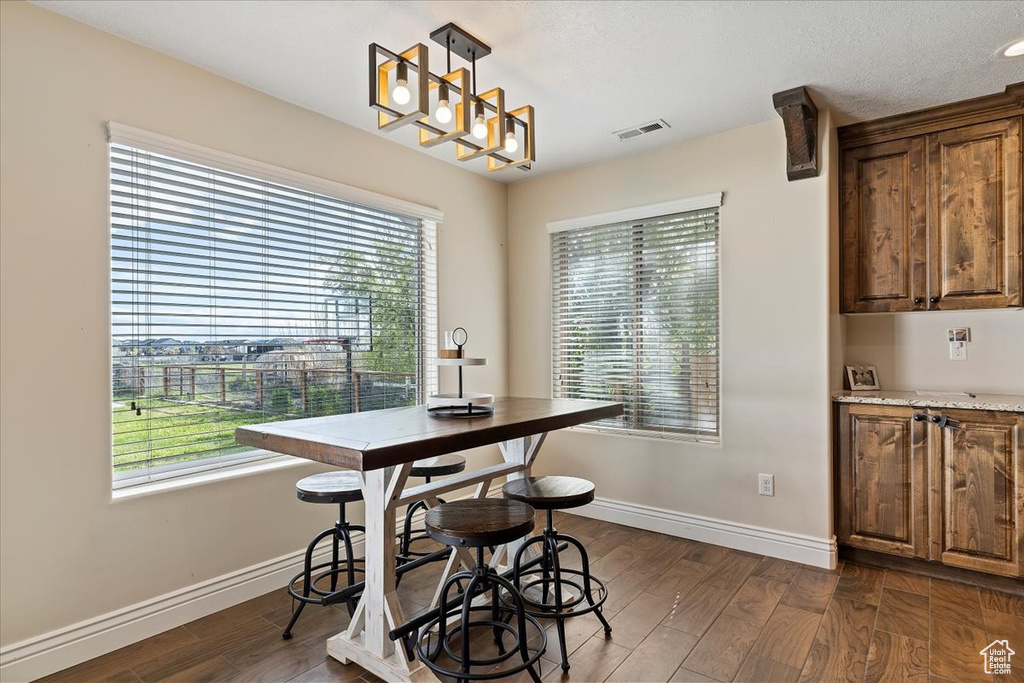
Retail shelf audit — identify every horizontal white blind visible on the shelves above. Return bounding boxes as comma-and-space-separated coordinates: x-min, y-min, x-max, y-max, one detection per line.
111, 143, 437, 487
551, 208, 720, 438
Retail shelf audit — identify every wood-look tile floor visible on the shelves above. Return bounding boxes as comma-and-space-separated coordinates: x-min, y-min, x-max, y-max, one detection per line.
41, 514, 1024, 683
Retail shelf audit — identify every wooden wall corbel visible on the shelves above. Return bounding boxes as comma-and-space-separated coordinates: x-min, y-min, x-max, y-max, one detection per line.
773, 86, 819, 181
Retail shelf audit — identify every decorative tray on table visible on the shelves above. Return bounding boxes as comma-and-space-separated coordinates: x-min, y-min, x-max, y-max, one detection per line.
427, 327, 494, 417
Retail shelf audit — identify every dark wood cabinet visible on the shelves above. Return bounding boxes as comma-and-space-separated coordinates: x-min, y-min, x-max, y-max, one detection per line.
929, 409, 1023, 578
839, 85, 1023, 314
836, 403, 1023, 578
840, 139, 927, 313
836, 404, 928, 556
927, 118, 1022, 309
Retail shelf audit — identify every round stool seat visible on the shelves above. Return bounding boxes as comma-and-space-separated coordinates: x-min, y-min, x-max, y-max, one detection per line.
503, 476, 595, 510
410, 454, 467, 478
425, 499, 535, 548
296, 471, 363, 504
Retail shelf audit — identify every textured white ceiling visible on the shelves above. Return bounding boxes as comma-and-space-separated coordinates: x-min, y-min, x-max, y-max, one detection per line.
30, 0, 1024, 182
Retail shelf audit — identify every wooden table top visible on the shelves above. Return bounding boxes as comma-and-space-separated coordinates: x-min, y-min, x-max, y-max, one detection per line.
236, 397, 622, 471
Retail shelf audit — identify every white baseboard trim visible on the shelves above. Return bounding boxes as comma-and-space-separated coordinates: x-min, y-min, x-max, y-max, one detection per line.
567, 496, 837, 570
0, 534, 367, 683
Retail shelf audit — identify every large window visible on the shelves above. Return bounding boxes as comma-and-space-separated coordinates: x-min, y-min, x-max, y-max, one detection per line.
551, 198, 720, 439
110, 126, 438, 488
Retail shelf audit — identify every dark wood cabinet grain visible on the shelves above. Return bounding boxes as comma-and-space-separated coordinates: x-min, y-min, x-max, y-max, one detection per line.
928, 409, 1023, 577
836, 404, 928, 556
927, 118, 1022, 309
836, 404, 1024, 579
840, 140, 927, 312
839, 85, 1023, 314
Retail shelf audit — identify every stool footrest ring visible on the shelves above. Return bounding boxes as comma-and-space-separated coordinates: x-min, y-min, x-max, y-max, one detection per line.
286, 560, 366, 605
415, 567, 545, 683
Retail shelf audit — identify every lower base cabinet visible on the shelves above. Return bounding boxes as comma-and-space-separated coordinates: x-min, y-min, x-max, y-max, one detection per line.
836, 403, 1023, 578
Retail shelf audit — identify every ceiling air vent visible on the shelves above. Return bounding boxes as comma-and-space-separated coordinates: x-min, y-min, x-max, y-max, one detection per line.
613, 119, 671, 142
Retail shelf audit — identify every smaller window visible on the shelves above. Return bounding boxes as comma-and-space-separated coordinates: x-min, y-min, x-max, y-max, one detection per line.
551, 204, 721, 439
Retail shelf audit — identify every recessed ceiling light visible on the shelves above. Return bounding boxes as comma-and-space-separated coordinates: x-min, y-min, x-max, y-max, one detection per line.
1001, 39, 1024, 57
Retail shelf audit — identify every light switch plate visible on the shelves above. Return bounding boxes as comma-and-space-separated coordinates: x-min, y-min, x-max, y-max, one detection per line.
950, 341, 967, 361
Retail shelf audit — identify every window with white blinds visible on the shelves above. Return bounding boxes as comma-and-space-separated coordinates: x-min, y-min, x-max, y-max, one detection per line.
110, 128, 438, 488
551, 202, 720, 439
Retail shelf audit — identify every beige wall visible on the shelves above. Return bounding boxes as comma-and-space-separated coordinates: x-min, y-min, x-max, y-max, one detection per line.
508, 116, 835, 541
844, 310, 1024, 395
0, 1, 508, 647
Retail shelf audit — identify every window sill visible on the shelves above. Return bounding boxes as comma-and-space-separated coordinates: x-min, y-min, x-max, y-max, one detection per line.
565, 424, 722, 446
111, 454, 311, 502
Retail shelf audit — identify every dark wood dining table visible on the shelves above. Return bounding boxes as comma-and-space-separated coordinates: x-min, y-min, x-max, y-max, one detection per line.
236, 396, 622, 682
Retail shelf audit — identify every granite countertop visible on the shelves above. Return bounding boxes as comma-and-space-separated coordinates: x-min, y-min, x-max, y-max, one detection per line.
833, 390, 1024, 413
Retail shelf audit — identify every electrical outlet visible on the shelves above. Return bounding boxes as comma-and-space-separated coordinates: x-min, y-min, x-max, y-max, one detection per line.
758, 473, 774, 497
950, 341, 967, 361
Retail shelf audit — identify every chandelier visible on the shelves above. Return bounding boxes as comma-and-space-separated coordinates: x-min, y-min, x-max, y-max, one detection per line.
369, 23, 534, 172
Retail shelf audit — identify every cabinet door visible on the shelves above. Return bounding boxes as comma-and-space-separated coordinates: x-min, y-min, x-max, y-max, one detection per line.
837, 404, 928, 557
929, 409, 1023, 577
841, 138, 928, 313
927, 117, 1023, 310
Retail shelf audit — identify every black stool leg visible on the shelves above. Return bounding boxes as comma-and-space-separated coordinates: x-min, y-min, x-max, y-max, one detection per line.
399, 500, 426, 559
563, 534, 612, 635
330, 502, 343, 593
283, 525, 335, 639
543, 539, 555, 604
546, 533, 571, 671
432, 571, 465, 663
491, 573, 543, 683
459, 571, 482, 683
491, 575, 507, 654
340, 524, 358, 617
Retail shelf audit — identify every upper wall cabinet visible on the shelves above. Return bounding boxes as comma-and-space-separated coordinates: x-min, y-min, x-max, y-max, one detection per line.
841, 138, 927, 312
928, 119, 1021, 310
839, 85, 1023, 314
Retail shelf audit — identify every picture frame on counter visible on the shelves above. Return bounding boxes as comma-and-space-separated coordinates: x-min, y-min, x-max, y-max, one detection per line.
846, 364, 880, 391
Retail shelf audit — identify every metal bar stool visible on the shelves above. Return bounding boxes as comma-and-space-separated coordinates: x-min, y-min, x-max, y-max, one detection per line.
414, 499, 546, 683
282, 471, 364, 639
397, 455, 467, 581
502, 476, 612, 672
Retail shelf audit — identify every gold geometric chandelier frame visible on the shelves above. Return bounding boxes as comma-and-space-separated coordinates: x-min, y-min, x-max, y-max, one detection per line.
488, 105, 534, 171
456, 87, 505, 161
369, 43, 429, 131
420, 68, 471, 147
369, 23, 534, 172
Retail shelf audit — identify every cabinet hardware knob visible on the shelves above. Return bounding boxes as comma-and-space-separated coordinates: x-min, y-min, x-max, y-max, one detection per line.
930, 296, 940, 304
913, 297, 923, 305
931, 415, 942, 423
913, 413, 926, 421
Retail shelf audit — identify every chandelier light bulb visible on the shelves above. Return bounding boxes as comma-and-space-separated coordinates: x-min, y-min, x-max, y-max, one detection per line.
435, 83, 452, 124
473, 115, 487, 139
436, 102, 452, 123
472, 101, 487, 139
504, 116, 518, 153
392, 83, 411, 105
392, 62, 411, 105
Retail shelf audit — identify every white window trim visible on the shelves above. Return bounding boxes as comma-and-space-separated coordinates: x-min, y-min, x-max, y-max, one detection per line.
108, 122, 441, 494
111, 454, 308, 501
549, 192, 724, 443
547, 192, 722, 234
